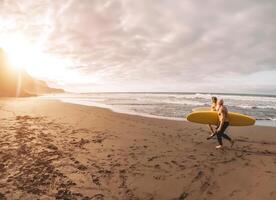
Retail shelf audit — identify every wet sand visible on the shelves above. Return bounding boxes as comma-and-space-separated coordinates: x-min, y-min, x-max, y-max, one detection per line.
0, 98, 276, 200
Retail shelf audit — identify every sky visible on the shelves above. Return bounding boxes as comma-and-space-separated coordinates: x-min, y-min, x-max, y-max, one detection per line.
0, 0, 276, 94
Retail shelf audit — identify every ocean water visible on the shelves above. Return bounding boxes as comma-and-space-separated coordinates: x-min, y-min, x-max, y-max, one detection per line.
42, 92, 276, 127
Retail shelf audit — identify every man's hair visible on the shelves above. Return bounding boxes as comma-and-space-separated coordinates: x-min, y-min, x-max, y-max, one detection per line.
218, 99, 224, 105
211, 96, 217, 103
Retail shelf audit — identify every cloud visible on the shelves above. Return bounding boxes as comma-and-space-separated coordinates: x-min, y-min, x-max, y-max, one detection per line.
1, 0, 276, 92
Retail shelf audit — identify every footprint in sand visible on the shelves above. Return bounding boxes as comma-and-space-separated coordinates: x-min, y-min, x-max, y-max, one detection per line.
0, 193, 6, 200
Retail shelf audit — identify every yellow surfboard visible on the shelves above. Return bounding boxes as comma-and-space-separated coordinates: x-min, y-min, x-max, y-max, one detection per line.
187, 111, 255, 126
192, 107, 211, 112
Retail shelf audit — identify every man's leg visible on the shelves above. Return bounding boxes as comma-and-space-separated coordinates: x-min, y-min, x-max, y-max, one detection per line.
216, 122, 229, 148
222, 132, 234, 147
222, 133, 232, 141
207, 123, 219, 140
216, 130, 223, 146
209, 124, 214, 134
220, 122, 234, 147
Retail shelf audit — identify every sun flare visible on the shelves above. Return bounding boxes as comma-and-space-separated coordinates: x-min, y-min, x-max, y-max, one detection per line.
4, 41, 33, 70
0, 35, 74, 81
0, 34, 100, 89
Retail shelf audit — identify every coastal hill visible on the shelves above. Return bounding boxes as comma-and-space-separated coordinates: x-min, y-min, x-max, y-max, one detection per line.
0, 48, 64, 97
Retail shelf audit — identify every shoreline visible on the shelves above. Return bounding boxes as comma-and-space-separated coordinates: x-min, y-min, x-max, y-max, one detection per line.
43, 96, 276, 128
0, 98, 276, 199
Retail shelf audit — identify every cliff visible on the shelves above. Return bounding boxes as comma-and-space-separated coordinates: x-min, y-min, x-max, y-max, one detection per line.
0, 48, 64, 97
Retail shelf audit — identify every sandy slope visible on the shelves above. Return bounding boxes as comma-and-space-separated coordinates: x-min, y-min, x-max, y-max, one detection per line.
0, 98, 276, 200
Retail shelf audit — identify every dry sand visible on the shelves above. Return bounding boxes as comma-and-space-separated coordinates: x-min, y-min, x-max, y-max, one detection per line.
0, 98, 276, 200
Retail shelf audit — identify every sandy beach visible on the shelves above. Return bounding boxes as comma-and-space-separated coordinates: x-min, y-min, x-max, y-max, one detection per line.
0, 98, 276, 200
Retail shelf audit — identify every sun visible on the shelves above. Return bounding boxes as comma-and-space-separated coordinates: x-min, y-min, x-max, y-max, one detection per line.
1, 35, 47, 72
1, 35, 41, 72
4, 42, 32, 71
0, 35, 73, 81
0, 34, 91, 87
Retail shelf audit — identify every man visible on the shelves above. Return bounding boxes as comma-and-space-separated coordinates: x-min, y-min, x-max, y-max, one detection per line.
208, 96, 218, 135
207, 99, 234, 149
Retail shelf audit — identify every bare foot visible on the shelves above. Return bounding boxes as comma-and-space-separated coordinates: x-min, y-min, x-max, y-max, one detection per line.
216, 145, 223, 149
207, 133, 215, 140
